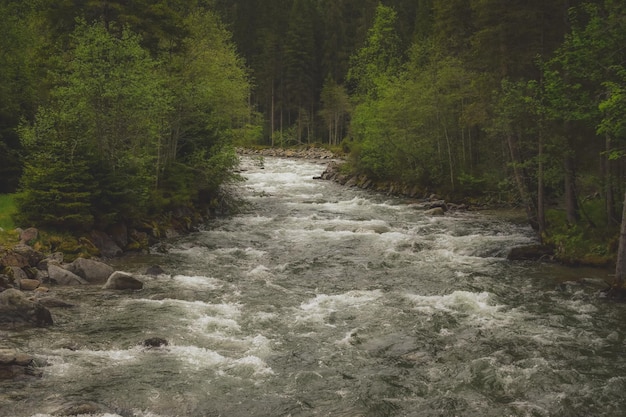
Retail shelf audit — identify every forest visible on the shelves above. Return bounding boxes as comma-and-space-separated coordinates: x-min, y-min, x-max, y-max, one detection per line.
1, 1, 626, 279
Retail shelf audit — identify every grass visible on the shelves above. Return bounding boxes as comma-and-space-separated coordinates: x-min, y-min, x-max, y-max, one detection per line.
0, 194, 17, 231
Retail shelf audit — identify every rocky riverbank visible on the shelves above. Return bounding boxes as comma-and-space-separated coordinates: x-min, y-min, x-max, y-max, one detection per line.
237, 146, 338, 160
0, 228, 164, 382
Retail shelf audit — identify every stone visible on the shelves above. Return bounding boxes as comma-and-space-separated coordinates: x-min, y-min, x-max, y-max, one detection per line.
108, 222, 128, 249
507, 245, 554, 261
102, 271, 143, 290
53, 402, 106, 416
88, 230, 123, 258
9, 266, 28, 282
48, 264, 88, 286
0, 288, 53, 328
19, 227, 38, 245
19, 279, 40, 291
65, 258, 114, 284
142, 337, 168, 348
36, 296, 74, 308
424, 207, 445, 216
12, 244, 46, 266
145, 265, 166, 276
0, 251, 29, 268
0, 349, 40, 380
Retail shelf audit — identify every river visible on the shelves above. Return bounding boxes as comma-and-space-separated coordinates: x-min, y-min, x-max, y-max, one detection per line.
2, 156, 626, 417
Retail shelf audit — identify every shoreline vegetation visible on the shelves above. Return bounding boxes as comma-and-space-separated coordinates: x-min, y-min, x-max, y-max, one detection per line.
0, 146, 618, 272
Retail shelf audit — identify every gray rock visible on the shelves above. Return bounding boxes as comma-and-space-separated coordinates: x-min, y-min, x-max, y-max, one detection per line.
424, 207, 445, 216
48, 264, 88, 286
65, 258, 114, 284
12, 244, 45, 266
507, 245, 554, 261
145, 265, 166, 276
18, 227, 38, 245
102, 271, 143, 290
89, 230, 123, 258
0, 349, 40, 380
0, 288, 53, 328
9, 266, 28, 282
142, 337, 168, 348
36, 297, 75, 308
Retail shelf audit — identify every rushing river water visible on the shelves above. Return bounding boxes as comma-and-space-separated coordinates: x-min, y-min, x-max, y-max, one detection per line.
2, 156, 626, 417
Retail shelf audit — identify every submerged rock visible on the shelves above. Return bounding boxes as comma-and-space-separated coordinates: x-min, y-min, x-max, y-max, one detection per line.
53, 401, 107, 416
142, 337, 169, 348
145, 264, 166, 276
0, 349, 41, 380
102, 271, 143, 290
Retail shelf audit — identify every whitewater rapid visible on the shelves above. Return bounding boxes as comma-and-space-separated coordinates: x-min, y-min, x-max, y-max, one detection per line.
2, 156, 625, 417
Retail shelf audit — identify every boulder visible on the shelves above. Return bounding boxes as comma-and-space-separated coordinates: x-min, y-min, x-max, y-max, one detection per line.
424, 207, 445, 216
507, 244, 554, 261
48, 264, 88, 286
88, 230, 123, 258
18, 227, 38, 245
37, 253, 64, 271
0, 288, 53, 328
19, 279, 40, 291
0, 251, 29, 268
8, 266, 28, 282
65, 258, 114, 284
102, 271, 143, 290
12, 244, 46, 267
108, 222, 128, 249
0, 349, 40, 380
142, 337, 168, 348
36, 296, 74, 308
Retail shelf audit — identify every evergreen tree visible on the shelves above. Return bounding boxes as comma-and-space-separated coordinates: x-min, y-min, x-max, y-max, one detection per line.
283, 0, 319, 143
347, 3, 402, 99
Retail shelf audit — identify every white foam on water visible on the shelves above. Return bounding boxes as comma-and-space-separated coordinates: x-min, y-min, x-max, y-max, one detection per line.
42, 346, 142, 377
247, 264, 273, 278
335, 328, 360, 347
171, 275, 223, 290
168, 345, 274, 376
296, 290, 383, 324
190, 315, 241, 332
404, 291, 507, 328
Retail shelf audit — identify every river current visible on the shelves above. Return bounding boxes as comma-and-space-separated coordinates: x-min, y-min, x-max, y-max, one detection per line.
2, 156, 626, 417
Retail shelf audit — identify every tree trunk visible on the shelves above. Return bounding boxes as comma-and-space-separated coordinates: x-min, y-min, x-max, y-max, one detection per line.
605, 133, 617, 226
564, 153, 579, 224
537, 129, 546, 238
613, 190, 626, 288
507, 133, 539, 231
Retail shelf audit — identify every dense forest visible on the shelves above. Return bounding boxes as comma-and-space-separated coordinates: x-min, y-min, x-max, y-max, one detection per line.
1, 1, 626, 278
0, 0, 255, 232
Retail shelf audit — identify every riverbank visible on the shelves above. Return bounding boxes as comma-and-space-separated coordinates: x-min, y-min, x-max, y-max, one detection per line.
237, 145, 339, 160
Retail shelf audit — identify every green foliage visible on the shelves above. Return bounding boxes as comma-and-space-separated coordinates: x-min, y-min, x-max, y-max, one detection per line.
0, 195, 17, 231
15, 13, 255, 232
544, 203, 617, 266
347, 3, 402, 99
